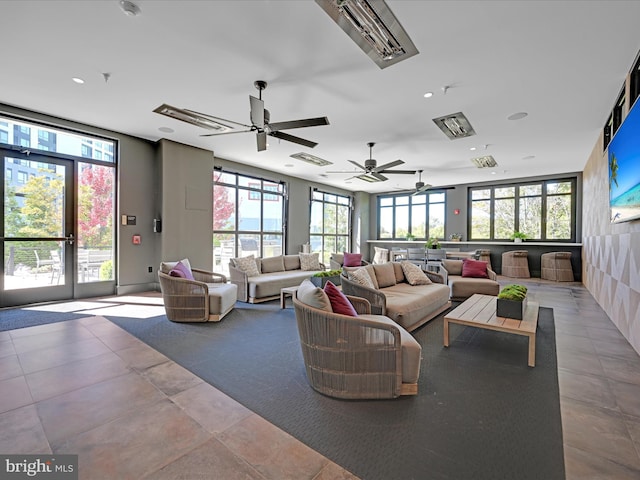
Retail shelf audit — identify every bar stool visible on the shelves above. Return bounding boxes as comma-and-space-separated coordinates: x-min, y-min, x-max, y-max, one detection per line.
501, 250, 530, 278
474, 249, 492, 271
541, 252, 574, 281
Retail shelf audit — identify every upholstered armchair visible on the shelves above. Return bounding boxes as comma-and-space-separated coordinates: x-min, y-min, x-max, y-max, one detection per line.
158, 259, 237, 322
293, 293, 421, 399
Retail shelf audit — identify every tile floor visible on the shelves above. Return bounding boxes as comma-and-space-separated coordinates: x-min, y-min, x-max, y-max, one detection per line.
1, 279, 639, 479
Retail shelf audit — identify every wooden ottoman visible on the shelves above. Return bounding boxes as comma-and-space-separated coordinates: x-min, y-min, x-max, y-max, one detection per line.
541, 252, 574, 282
501, 250, 530, 278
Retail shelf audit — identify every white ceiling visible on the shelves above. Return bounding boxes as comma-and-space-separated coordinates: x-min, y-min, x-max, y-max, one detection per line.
2, 0, 640, 193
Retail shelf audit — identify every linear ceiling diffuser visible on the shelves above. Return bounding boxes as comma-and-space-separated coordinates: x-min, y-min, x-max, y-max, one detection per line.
432, 112, 477, 140
315, 0, 419, 69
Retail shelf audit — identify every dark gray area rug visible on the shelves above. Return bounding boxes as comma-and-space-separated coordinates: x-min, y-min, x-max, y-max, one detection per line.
105, 302, 564, 480
0, 308, 88, 331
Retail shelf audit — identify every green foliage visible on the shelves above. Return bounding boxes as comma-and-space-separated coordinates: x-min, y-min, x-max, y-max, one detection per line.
498, 284, 528, 301
425, 237, 440, 249
312, 269, 342, 277
510, 231, 527, 240
99, 260, 113, 280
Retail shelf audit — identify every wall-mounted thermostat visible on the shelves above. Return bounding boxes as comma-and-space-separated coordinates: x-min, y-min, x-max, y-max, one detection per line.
121, 215, 136, 226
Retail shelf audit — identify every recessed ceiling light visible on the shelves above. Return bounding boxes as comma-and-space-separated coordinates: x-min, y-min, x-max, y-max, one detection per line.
470, 147, 477, 151
158, 127, 174, 133
423, 92, 433, 98
508, 112, 528, 121
72, 77, 84, 84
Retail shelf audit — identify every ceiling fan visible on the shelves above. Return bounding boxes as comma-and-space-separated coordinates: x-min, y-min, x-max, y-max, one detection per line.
153, 80, 329, 152
411, 170, 432, 195
327, 142, 416, 182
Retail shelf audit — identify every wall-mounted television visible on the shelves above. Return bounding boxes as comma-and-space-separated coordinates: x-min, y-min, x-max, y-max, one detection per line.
609, 99, 640, 223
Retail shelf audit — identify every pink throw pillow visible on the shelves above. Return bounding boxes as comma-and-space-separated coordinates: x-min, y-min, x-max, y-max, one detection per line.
343, 252, 362, 267
461, 258, 488, 278
169, 260, 195, 280
324, 281, 358, 317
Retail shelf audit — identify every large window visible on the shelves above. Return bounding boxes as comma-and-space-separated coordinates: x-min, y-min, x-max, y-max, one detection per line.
377, 191, 445, 240
213, 170, 285, 275
310, 189, 352, 266
469, 178, 575, 241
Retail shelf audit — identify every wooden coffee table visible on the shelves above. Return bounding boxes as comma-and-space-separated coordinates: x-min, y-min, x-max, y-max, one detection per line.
444, 294, 540, 367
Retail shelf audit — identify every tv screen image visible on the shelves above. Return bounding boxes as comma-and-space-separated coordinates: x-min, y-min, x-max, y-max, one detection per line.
609, 99, 640, 223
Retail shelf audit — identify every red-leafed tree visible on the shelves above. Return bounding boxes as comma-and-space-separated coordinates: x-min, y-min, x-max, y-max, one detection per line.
213, 172, 235, 230
78, 165, 114, 247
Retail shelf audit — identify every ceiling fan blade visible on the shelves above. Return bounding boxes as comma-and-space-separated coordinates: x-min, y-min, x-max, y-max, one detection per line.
412, 184, 432, 196
374, 159, 404, 172
372, 172, 388, 181
250, 95, 264, 129
200, 128, 253, 137
256, 131, 267, 151
356, 174, 385, 183
268, 117, 330, 132
269, 131, 318, 148
348, 159, 367, 170
326, 170, 361, 173
378, 169, 417, 175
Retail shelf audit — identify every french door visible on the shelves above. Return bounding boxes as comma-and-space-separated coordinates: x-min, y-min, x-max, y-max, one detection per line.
1, 150, 75, 307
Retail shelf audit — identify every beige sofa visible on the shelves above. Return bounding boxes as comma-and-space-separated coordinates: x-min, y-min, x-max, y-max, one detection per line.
340, 262, 451, 332
229, 254, 325, 303
440, 258, 499, 302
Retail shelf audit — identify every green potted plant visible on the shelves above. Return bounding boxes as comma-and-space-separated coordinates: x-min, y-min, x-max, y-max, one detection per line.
425, 237, 440, 249
310, 269, 343, 287
510, 231, 527, 242
406, 233, 416, 241
496, 284, 528, 319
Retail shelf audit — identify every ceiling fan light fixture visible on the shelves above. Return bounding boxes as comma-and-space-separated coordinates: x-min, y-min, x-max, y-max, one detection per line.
290, 152, 333, 166
432, 112, 476, 140
471, 155, 498, 168
315, 0, 418, 69
153, 104, 234, 133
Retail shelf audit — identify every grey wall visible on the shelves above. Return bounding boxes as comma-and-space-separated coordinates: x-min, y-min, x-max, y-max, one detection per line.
158, 140, 214, 268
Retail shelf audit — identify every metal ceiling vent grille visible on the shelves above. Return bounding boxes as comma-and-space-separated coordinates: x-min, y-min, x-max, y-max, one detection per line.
432, 112, 476, 140
315, 0, 419, 69
471, 155, 498, 168
153, 104, 234, 133
290, 152, 333, 166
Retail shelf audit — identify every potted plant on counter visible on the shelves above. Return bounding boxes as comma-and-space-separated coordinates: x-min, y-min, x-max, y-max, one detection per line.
310, 269, 343, 288
496, 284, 528, 319
510, 231, 527, 243
425, 237, 440, 249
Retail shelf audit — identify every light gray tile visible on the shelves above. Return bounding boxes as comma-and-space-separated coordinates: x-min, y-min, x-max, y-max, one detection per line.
141, 360, 203, 396
0, 404, 50, 454
558, 369, 618, 410
0, 375, 33, 414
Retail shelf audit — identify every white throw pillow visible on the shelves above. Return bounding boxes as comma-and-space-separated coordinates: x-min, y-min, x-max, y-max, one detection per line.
348, 267, 375, 289
234, 255, 260, 277
300, 252, 321, 271
401, 261, 432, 286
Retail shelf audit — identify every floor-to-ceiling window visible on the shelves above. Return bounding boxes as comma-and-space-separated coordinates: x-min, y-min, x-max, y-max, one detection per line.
469, 177, 576, 241
0, 116, 116, 307
309, 189, 352, 266
377, 191, 445, 240
212, 169, 285, 275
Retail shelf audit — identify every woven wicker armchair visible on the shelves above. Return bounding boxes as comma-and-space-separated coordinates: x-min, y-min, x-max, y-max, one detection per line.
293, 294, 421, 399
158, 263, 236, 322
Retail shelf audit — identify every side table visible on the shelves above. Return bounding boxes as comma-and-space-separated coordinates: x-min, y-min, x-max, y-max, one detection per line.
280, 286, 299, 309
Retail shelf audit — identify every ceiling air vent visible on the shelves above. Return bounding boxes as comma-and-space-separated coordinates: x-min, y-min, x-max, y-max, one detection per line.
290, 152, 333, 167
471, 155, 498, 168
315, 0, 419, 69
153, 104, 235, 133
432, 112, 476, 140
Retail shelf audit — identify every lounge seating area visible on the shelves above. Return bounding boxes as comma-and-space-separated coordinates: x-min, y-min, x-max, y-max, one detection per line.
440, 258, 500, 302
